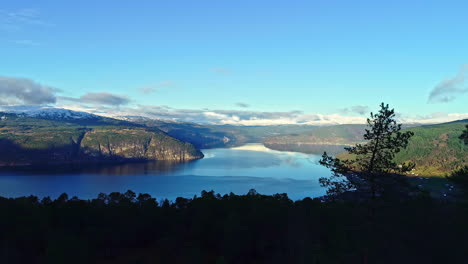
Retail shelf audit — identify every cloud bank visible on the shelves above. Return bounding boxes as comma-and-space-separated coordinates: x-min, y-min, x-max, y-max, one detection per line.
0, 76, 57, 105
428, 65, 468, 103
55, 104, 370, 126
60, 92, 130, 106
236, 102, 250, 108
55, 103, 468, 126
1, 75, 467, 126
339, 105, 370, 115
80, 92, 130, 106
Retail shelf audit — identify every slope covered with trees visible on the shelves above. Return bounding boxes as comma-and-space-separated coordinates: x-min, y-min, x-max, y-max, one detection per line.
2, 190, 467, 264
264, 124, 367, 154
0, 113, 203, 166
320, 103, 414, 198
263, 119, 468, 176
394, 120, 468, 176
128, 117, 318, 149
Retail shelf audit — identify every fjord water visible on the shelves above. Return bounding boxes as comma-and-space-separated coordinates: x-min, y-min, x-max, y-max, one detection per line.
0, 144, 330, 200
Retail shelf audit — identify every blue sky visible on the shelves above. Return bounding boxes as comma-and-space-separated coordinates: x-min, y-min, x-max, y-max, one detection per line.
1, 0, 467, 124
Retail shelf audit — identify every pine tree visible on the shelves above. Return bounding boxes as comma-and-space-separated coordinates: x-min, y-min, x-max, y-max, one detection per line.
460, 125, 468, 145
448, 124, 468, 198
319, 103, 414, 198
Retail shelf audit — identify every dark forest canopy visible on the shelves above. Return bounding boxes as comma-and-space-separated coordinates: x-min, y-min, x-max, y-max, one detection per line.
1, 190, 468, 264
447, 125, 468, 199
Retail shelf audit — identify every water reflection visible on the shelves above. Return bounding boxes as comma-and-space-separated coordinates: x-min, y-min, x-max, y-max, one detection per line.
0, 144, 331, 200
0, 160, 186, 176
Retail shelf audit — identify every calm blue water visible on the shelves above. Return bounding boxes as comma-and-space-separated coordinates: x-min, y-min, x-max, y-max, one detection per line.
0, 144, 331, 200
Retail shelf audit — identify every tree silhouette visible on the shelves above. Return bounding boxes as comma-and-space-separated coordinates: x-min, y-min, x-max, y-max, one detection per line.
448, 124, 468, 198
460, 125, 468, 145
2, 190, 468, 263
319, 103, 414, 198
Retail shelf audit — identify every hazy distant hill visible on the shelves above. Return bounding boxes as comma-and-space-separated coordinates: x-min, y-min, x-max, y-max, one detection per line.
124, 118, 242, 149
0, 112, 203, 166
125, 116, 318, 149
263, 121, 468, 176
221, 124, 319, 143
263, 124, 367, 155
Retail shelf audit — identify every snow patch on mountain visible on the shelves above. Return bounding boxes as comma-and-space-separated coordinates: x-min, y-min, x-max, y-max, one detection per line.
0, 105, 105, 120
115, 115, 184, 123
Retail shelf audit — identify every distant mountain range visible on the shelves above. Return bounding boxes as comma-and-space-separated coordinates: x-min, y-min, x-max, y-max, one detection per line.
123, 116, 319, 149
0, 106, 104, 121
1, 106, 467, 176
263, 124, 367, 155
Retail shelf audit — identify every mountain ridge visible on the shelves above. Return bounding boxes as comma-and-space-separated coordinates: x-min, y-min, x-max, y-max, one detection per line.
0, 112, 203, 166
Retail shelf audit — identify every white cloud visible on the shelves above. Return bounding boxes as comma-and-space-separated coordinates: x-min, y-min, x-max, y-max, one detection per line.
428, 64, 468, 103
53, 103, 369, 125
59, 92, 130, 106
0, 76, 57, 105
1, 74, 464, 126
139, 81, 176, 94
397, 112, 468, 124
236, 102, 250, 108
48, 100, 468, 126
339, 105, 370, 115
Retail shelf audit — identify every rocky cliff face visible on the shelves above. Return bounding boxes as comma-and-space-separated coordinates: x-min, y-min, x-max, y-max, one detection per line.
0, 114, 203, 166
80, 128, 203, 162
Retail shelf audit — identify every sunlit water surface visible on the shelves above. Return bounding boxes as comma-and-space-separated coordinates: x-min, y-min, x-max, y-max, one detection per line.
0, 144, 331, 200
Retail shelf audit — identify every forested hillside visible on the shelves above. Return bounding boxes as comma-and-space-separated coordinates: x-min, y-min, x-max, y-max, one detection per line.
331, 121, 468, 176
127, 117, 318, 148
263, 120, 468, 176
2, 190, 467, 263
0, 113, 203, 166
395, 120, 468, 176
264, 124, 367, 154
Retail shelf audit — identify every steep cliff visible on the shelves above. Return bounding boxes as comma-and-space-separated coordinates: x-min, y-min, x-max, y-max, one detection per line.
0, 113, 203, 166
80, 128, 203, 161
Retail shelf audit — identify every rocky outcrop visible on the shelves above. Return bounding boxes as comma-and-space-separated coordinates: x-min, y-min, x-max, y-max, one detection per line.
79, 128, 203, 162
0, 115, 203, 166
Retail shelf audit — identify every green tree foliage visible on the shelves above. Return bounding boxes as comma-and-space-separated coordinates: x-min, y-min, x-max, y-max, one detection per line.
1, 190, 468, 263
448, 125, 468, 198
319, 103, 414, 198
449, 167, 468, 199
461, 124, 468, 145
